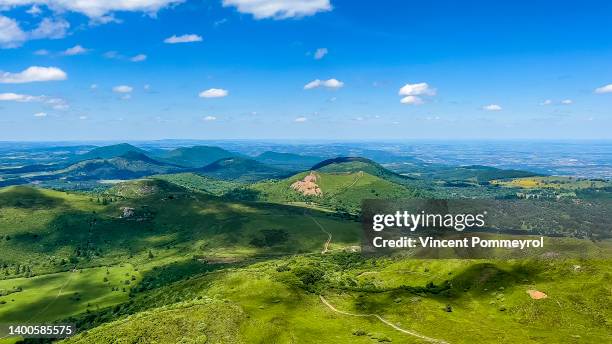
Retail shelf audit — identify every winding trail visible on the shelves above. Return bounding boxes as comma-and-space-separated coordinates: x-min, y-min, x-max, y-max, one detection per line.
319, 295, 448, 344
306, 212, 332, 254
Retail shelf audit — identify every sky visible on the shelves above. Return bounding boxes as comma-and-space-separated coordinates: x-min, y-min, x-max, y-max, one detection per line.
0, 0, 611, 141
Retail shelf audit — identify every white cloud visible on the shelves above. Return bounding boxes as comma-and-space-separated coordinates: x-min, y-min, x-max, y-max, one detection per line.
314, 47, 327, 60
540, 99, 552, 105
45, 97, 68, 110
0, 15, 68, 48
34, 49, 49, 55
0, 15, 27, 48
26, 5, 42, 16
294, 116, 307, 122
561, 99, 573, 105
0, 66, 67, 83
33, 111, 47, 117
222, 0, 331, 19
398, 82, 436, 97
90, 83, 98, 89
199, 88, 228, 98
0, 1, 185, 19
397, 82, 435, 105
483, 104, 502, 111
400, 95, 423, 105
113, 85, 133, 93
0, 92, 68, 109
29, 17, 69, 39
0, 92, 39, 102
304, 78, 343, 90
595, 84, 612, 94
62, 44, 88, 56
130, 54, 147, 62
164, 34, 202, 44
203, 115, 217, 121
79, 115, 87, 120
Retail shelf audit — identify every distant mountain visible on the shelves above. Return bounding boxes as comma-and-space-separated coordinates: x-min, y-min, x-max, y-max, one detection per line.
391, 163, 540, 183
156, 146, 238, 168
56, 152, 182, 181
254, 151, 324, 171
197, 157, 287, 182
76, 143, 147, 161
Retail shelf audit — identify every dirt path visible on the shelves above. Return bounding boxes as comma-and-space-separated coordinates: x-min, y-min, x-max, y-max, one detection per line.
319, 295, 449, 344
306, 212, 332, 254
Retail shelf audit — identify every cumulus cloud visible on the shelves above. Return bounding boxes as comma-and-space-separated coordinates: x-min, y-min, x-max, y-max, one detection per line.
0, 92, 68, 109
0, 15, 68, 48
294, 116, 307, 122
130, 54, 147, 62
0, 92, 40, 102
26, 5, 42, 16
595, 84, 612, 94
400, 95, 423, 105
540, 99, 552, 105
483, 104, 502, 111
222, 0, 331, 19
398, 82, 436, 97
0, 15, 28, 48
561, 99, 573, 105
304, 78, 343, 90
113, 85, 133, 93
203, 115, 217, 121
199, 88, 228, 98
314, 47, 327, 60
29, 17, 69, 39
398, 82, 435, 105
0, 1, 184, 19
164, 34, 202, 44
62, 44, 88, 55
33, 111, 47, 117
0, 66, 67, 83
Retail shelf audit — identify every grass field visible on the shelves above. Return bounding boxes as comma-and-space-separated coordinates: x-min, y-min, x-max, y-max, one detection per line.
0, 176, 610, 343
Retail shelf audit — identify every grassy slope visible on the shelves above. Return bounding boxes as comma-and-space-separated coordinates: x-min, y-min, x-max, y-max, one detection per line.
0, 178, 610, 343
58, 252, 611, 344
252, 171, 420, 213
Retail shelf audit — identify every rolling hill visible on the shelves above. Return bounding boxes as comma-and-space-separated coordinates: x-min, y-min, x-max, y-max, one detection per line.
75, 143, 148, 161
155, 146, 239, 168
254, 151, 324, 171
50, 152, 183, 181
251, 164, 424, 213
196, 157, 288, 182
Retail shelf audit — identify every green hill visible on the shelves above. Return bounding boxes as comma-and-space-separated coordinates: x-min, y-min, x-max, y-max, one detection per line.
254, 151, 324, 171
197, 157, 288, 182
251, 170, 422, 213
156, 146, 239, 168
153, 173, 242, 196
392, 163, 540, 184
53, 152, 182, 181
75, 143, 147, 161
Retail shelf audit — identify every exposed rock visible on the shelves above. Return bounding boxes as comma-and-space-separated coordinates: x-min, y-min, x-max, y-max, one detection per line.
120, 207, 135, 218
291, 171, 322, 196
527, 289, 548, 299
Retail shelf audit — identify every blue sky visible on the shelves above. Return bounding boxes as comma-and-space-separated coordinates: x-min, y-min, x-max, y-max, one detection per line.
0, 0, 611, 141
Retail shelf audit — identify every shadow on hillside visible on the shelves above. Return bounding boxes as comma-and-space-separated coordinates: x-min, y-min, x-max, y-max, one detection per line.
0, 186, 66, 209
